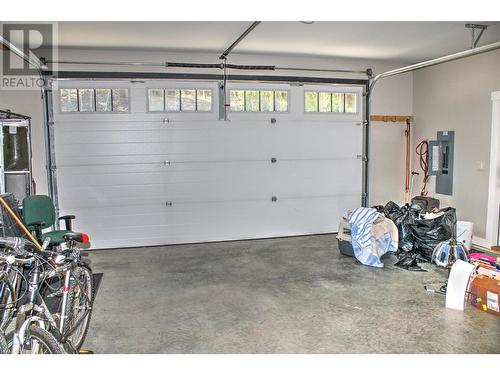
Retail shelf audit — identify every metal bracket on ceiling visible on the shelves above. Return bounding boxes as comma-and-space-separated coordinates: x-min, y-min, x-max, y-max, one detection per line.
465, 23, 488, 48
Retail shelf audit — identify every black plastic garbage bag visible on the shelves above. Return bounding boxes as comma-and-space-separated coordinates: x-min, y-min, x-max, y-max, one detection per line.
409, 207, 456, 261
379, 201, 417, 253
394, 253, 427, 272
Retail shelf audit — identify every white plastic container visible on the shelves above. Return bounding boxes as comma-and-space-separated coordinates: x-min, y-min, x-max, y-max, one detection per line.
456, 221, 473, 250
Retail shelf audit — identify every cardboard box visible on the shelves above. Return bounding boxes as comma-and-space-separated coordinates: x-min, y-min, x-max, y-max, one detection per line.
469, 275, 500, 317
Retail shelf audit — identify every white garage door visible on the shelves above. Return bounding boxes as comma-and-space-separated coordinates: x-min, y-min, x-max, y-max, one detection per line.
52, 80, 363, 249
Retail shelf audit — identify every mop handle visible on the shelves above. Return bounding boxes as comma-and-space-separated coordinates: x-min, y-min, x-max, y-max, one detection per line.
0, 196, 42, 250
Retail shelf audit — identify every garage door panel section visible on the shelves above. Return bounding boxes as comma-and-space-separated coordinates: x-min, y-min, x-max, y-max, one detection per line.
56, 162, 278, 207
55, 129, 277, 161
55, 120, 361, 161
69, 196, 356, 249
53, 81, 364, 249
56, 158, 360, 209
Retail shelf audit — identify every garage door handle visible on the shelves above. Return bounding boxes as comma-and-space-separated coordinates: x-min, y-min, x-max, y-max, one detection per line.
163, 118, 170, 124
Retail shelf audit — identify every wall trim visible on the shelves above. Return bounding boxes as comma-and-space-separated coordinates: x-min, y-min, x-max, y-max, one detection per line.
485, 91, 500, 248
472, 235, 490, 249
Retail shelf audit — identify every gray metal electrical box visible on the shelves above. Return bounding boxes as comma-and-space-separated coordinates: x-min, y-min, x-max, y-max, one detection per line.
428, 131, 454, 195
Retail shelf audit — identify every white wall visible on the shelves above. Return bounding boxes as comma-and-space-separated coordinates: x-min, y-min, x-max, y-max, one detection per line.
369, 74, 413, 205
0, 47, 413, 210
412, 49, 500, 243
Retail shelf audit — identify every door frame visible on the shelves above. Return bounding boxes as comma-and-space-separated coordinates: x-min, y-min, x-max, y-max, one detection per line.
485, 91, 500, 248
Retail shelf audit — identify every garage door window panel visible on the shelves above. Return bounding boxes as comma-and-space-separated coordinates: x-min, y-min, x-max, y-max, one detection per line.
112, 89, 130, 112
230, 90, 245, 111
148, 89, 165, 112
274, 91, 288, 112
305, 92, 318, 112
229, 89, 289, 112
60, 89, 78, 112
95, 89, 112, 112
164, 90, 181, 111
305, 91, 356, 114
332, 93, 345, 113
345, 93, 357, 113
260, 91, 274, 112
60, 88, 130, 113
148, 89, 212, 112
245, 90, 260, 112
318, 92, 332, 113
78, 89, 95, 112
180, 89, 196, 111
196, 89, 212, 112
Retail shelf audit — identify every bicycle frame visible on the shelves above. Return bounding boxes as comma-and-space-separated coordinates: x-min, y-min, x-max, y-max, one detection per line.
3, 253, 92, 353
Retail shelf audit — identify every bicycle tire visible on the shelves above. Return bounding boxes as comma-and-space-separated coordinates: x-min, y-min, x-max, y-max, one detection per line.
64, 264, 95, 350
6, 326, 63, 354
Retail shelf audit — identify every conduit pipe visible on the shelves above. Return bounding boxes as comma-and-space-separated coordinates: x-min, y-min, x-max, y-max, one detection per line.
369, 40, 500, 94
219, 21, 261, 60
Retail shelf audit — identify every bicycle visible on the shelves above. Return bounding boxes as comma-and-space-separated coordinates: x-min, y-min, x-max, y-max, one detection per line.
0, 234, 94, 354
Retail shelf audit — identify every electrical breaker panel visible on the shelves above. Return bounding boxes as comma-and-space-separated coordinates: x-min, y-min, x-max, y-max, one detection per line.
428, 131, 454, 195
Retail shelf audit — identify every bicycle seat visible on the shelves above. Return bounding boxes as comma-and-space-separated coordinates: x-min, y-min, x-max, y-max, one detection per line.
62, 232, 89, 243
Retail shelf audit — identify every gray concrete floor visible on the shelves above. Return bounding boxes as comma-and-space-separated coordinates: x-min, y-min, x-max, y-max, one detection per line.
84, 235, 500, 353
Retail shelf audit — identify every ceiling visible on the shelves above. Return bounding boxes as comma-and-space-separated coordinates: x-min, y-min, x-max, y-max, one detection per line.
20, 21, 500, 62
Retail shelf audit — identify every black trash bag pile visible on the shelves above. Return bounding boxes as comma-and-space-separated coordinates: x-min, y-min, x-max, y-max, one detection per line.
410, 206, 456, 260
374, 201, 457, 269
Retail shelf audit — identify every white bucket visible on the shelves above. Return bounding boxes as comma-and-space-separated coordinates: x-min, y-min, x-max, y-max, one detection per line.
456, 221, 473, 250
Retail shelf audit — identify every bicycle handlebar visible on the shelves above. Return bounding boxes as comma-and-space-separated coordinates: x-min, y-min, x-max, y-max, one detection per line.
0, 237, 36, 256
0, 253, 35, 265
0, 236, 60, 259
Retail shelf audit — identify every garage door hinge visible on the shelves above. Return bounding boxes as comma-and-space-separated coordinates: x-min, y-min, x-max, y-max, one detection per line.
48, 121, 55, 127
165, 201, 173, 207
271, 157, 277, 163
49, 165, 56, 171
357, 155, 368, 161
163, 118, 170, 124
361, 193, 368, 198
271, 196, 278, 202
270, 118, 277, 124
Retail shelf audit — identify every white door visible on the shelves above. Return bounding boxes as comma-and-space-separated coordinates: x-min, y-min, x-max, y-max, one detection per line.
52, 80, 363, 249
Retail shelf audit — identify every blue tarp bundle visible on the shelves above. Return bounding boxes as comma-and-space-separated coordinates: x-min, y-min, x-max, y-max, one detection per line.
345, 207, 398, 268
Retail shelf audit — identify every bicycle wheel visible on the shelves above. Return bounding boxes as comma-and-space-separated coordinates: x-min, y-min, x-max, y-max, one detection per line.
64, 264, 94, 350
6, 326, 63, 354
